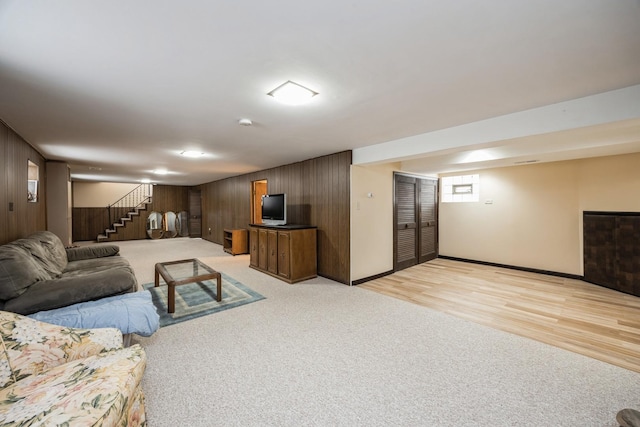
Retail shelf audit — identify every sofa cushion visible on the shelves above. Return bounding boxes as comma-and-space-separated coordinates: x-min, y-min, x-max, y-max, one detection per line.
27, 231, 68, 272
62, 256, 135, 276
3, 269, 138, 315
0, 344, 146, 426
0, 245, 51, 301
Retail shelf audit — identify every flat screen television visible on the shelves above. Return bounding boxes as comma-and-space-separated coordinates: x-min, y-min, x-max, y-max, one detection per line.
261, 193, 287, 226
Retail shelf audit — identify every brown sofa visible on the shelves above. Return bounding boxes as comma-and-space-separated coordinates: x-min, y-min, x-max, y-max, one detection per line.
0, 231, 137, 315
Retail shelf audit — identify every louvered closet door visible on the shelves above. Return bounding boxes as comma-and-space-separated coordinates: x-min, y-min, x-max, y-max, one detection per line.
394, 174, 418, 270
419, 178, 438, 263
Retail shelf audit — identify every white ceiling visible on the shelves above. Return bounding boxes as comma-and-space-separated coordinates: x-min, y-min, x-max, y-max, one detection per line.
1, 1, 640, 185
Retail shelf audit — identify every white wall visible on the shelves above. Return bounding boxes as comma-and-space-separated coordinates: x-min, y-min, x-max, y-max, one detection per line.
439, 161, 581, 274
350, 152, 640, 280
578, 153, 640, 212
350, 163, 398, 282
73, 182, 140, 207
441, 152, 640, 275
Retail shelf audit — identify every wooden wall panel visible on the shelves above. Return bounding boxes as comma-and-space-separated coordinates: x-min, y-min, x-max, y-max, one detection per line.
0, 121, 47, 245
72, 207, 110, 241
149, 185, 189, 214
200, 151, 351, 284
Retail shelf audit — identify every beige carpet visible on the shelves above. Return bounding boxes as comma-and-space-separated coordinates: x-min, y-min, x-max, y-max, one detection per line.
114, 237, 639, 427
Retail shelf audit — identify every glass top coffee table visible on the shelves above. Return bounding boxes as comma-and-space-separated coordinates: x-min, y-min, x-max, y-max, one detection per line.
154, 258, 221, 313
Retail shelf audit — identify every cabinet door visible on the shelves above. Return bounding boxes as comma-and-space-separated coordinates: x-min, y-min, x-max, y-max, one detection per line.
258, 229, 268, 270
277, 231, 291, 279
584, 214, 617, 290
267, 230, 278, 274
617, 216, 640, 296
249, 228, 259, 267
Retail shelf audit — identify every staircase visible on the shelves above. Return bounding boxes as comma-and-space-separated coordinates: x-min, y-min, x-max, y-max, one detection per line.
97, 184, 153, 242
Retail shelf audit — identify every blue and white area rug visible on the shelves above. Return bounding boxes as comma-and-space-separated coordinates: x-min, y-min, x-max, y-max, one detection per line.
142, 273, 265, 327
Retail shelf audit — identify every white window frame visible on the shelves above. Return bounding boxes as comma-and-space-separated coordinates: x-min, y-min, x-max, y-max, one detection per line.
441, 174, 480, 203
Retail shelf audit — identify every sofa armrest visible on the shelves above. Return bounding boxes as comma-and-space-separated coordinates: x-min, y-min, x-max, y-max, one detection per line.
0, 311, 123, 387
66, 244, 120, 262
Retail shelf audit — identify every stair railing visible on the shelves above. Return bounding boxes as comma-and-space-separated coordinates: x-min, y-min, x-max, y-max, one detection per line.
106, 183, 153, 229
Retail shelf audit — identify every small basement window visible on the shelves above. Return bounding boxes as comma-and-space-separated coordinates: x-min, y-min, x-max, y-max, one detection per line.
442, 174, 479, 203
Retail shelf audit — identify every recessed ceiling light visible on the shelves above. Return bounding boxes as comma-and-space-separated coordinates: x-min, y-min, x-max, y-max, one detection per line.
181, 150, 205, 158
153, 169, 168, 175
141, 178, 151, 183
268, 80, 318, 105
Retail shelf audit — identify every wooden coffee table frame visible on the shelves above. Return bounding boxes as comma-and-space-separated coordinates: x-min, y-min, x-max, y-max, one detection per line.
154, 258, 221, 313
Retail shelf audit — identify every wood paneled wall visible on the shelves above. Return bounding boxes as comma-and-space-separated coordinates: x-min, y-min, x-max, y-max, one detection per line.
1, 120, 351, 283
72, 207, 109, 242
0, 121, 47, 245
72, 185, 190, 241
199, 151, 351, 284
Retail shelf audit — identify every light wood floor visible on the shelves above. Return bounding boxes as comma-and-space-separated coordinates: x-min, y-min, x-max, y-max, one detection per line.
360, 258, 640, 373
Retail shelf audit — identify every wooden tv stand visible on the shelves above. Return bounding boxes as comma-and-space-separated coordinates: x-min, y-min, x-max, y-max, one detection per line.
248, 224, 317, 284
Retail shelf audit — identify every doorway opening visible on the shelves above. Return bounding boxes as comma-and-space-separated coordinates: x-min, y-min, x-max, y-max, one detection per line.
251, 179, 268, 224
188, 189, 202, 237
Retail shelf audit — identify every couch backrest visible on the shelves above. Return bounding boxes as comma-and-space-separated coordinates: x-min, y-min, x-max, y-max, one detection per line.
0, 310, 126, 389
26, 231, 68, 273
0, 244, 51, 301
0, 231, 70, 302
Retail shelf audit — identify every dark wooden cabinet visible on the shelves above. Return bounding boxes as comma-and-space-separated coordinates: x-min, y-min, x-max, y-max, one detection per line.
584, 212, 640, 296
249, 225, 317, 283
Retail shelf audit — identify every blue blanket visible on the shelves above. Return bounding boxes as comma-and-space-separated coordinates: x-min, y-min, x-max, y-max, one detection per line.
28, 291, 159, 337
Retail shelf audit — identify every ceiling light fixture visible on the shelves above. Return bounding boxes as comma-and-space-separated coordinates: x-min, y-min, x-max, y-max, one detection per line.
181, 150, 205, 158
267, 80, 318, 105
238, 118, 252, 126
153, 169, 168, 175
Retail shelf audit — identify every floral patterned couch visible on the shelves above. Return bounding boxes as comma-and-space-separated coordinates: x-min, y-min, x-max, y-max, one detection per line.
0, 311, 147, 426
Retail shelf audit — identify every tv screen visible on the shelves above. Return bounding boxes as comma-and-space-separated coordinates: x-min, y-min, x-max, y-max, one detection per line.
261, 193, 287, 226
